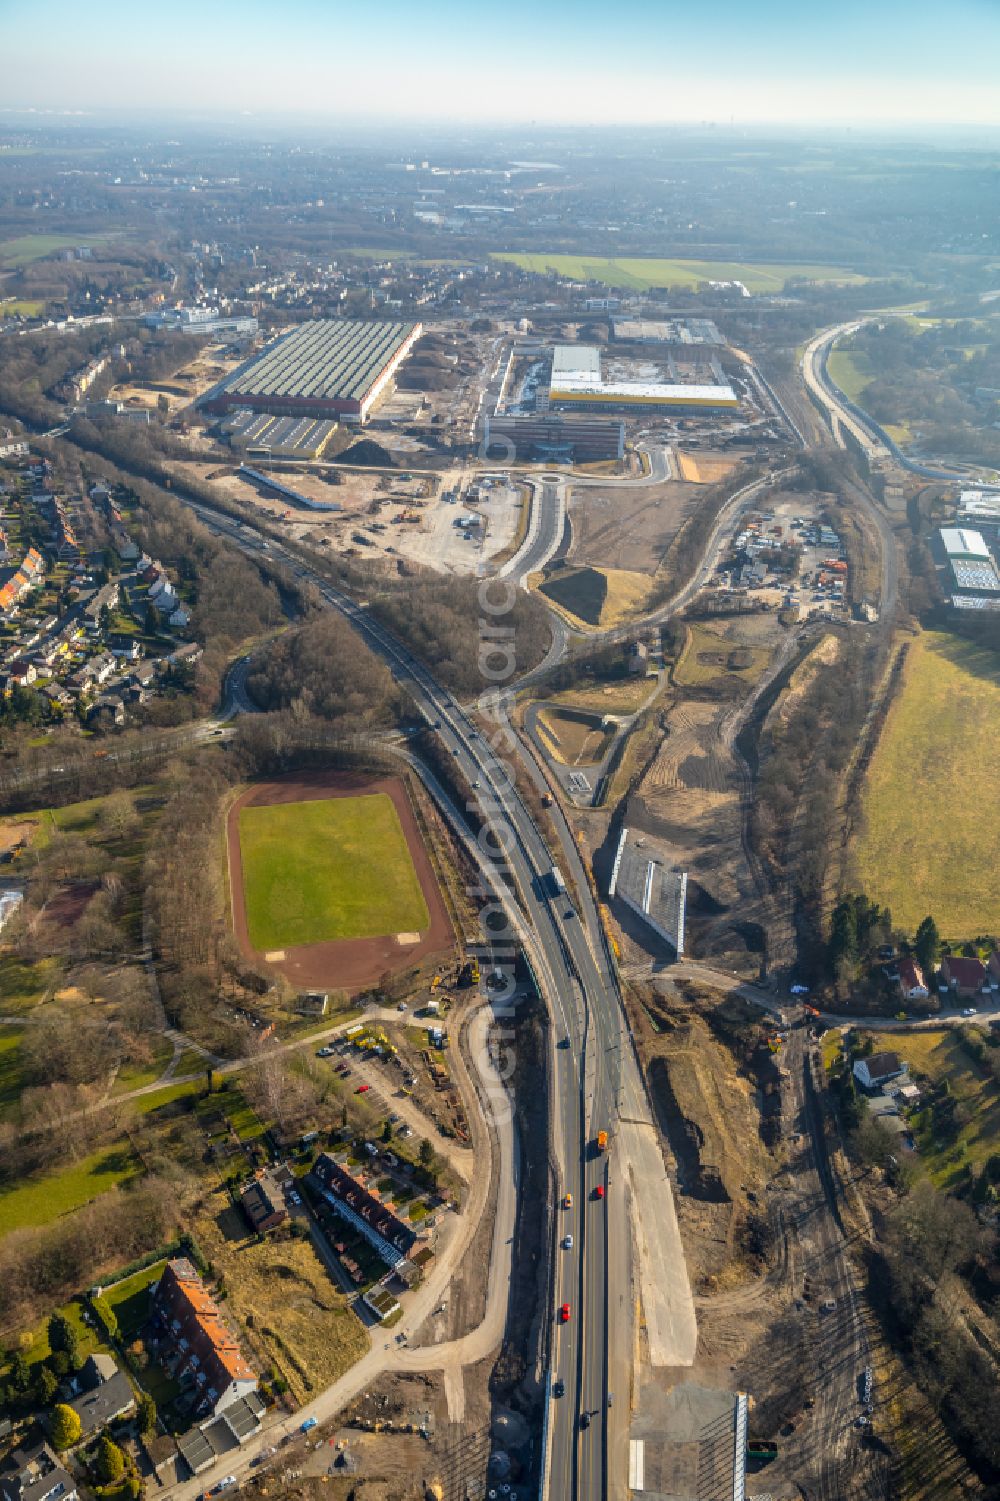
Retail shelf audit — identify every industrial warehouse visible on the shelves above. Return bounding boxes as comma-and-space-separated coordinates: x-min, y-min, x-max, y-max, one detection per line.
219, 410, 340, 459
545, 344, 738, 415
199, 318, 422, 424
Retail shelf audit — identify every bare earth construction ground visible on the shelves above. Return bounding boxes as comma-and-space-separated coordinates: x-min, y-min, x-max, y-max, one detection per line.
227, 772, 453, 990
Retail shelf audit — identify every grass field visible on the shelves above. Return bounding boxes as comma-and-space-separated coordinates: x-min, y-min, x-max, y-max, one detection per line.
827, 347, 876, 403
238, 793, 429, 951
493, 252, 867, 293
674, 621, 773, 688
0, 954, 62, 1016
0, 1143, 140, 1236
0, 1027, 24, 1118
867, 1029, 1000, 1189
854, 632, 1000, 936
196, 1190, 367, 1404
0, 299, 44, 318
0, 234, 92, 268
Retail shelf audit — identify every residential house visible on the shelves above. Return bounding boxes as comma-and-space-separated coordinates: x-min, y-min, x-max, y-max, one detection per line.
897, 956, 929, 1002
939, 955, 987, 998
0, 1442, 77, 1501
311, 1153, 416, 1268
853, 1051, 909, 1091
7, 661, 37, 688
88, 694, 125, 727
990, 950, 1000, 986
108, 634, 141, 662
67, 1354, 136, 1438
240, 1169, 289, 1234
169, 604, 191, 629
151, 1258, 257, 1419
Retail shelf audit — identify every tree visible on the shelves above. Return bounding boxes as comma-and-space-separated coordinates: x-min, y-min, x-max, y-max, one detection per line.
137, 1392, 157, 1437
9, 1351, 31, 1392
34, 1364, 58, 1407
48, 1312, 80, 1369
418, 1138, 434, 1167
50, 1403, 82, 1450
381, 1118, 393, 1144
145, 601, 162, 636
914, 915, 940, 977
94, 1433, 126, 1484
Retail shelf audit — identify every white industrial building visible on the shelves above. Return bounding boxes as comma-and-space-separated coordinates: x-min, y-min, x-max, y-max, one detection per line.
609, 827, 687, 956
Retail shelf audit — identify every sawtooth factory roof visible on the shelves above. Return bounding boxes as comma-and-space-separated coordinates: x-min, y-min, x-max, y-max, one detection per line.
207, 319, 419, 404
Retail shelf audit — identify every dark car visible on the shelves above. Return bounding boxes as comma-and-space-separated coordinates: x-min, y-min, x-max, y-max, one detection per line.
580, 1412, 591, 1430
553, 1379, 565, 1398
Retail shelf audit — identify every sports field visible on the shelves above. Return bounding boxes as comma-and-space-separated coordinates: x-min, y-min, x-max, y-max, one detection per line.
237, 792, 429, 952
853, 632, 1000, 936
492, 253, 867, 293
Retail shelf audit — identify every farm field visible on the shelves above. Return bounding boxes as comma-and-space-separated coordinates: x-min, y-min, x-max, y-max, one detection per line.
0, 1142, 140, 1236
492, 252, 867, 293
853, 632, 1000, 936
866, 1029, 1000, 1189
237, 792, 429, 952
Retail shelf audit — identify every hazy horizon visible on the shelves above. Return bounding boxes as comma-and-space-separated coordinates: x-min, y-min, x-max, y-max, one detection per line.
5, 0, 1000, 131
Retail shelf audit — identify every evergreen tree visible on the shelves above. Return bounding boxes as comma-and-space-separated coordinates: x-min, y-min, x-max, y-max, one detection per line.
48, 1313, 80, 1369
34, 1365, 58, 1407
915, 915, 940, 976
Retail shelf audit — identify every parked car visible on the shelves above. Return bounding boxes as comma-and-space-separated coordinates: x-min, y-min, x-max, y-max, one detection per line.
356, 1083, 371, 1094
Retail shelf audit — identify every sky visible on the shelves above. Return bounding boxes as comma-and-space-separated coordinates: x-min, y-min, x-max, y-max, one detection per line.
4, 0, 1000, 130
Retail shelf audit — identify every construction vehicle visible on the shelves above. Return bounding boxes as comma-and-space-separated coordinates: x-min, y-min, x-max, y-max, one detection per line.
596, 1130, 608, 1153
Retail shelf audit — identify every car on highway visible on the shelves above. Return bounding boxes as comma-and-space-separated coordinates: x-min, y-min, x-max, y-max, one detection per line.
563, 1192, 572, 1209
594, 1185, 605, 1200
562, 1234, 574, 1250
559, 1303, 571, 1323
553, 1378, 565, 1398
356, 1083, 371, 1094
580, 1411, 591, 1430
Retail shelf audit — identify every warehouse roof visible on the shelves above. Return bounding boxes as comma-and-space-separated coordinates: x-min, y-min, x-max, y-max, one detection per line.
940, 527, 990, 559
210, 319, 418, 403
950, 557, 1000, 592
552, 344, 602, 379
551, 376, 737, 405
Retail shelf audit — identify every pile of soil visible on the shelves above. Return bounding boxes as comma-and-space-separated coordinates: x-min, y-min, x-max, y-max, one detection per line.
338, 438, 394, 467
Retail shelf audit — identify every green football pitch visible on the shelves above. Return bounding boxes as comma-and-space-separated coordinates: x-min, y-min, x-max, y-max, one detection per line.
237, 793, 429, 951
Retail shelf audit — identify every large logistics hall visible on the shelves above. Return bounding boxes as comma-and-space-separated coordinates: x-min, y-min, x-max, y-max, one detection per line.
200, 318, 422, 424
546, 344, 738, 414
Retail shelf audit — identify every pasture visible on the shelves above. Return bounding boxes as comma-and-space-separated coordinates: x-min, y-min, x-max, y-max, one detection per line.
492, 252, 867, 293
853, 632, 1000, 937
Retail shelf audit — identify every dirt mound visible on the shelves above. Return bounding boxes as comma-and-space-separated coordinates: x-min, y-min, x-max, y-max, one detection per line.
338, 438, 394, 467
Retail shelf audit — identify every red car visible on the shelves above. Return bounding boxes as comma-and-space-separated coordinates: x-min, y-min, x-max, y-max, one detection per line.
356, 1083, 371, 1094
594, 1185, 605, 1200
559, 1303, 571, 1323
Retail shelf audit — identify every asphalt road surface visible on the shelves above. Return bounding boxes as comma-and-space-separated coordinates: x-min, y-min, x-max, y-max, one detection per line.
176, 496, 698, 1500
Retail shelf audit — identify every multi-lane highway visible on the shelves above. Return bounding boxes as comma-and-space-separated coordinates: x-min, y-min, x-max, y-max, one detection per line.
177, 493, 695, 1499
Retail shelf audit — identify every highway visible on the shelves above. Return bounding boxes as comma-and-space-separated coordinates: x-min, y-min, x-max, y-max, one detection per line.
175, 493, 696, 1498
